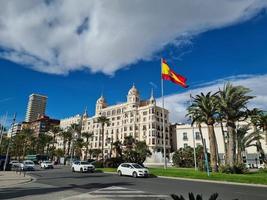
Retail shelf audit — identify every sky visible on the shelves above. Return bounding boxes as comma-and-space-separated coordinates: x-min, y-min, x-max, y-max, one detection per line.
0, 0, 267, 126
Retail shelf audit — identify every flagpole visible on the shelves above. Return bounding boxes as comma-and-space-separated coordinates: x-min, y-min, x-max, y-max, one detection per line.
161, 58, 167, 169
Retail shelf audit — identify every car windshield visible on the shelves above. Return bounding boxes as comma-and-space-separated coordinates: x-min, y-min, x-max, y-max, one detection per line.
132, 164, 143, 169
44, 161, 52, 164
25, 162, 33, 164
81, 161, 90, 165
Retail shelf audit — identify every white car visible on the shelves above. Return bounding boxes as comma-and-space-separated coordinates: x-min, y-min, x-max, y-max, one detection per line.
10, 160, 20, 168
71, 161, 95, 173
20, 160, 35, 171
41, 161, 54, 169
117, 163, 149, 178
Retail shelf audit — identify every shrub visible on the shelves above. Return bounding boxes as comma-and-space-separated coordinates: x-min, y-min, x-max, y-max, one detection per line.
104, 157, 124, 168
219, 164, 247, 174
92, 160, 103, 168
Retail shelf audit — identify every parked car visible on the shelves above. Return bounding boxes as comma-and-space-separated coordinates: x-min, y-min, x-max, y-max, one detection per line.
20, 160, 35, 171
117, 163, 149, 178
71, 161, 95, 173
40, 161, 54, 169
10, 160, 20, 168
258, 163, 266, 169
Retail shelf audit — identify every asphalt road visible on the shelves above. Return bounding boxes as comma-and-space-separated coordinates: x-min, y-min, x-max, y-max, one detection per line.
1, 166, 267, 200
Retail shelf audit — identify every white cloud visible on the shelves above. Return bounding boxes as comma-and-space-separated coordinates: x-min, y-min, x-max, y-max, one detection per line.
0, 0, 266, 75
157, 74, 267, 123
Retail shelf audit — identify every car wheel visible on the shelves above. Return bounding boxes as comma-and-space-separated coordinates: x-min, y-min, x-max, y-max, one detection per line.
80, 168, 83, 173
72, 167, 75, 172
132, 171, 138, 178
118, 170, 122, 176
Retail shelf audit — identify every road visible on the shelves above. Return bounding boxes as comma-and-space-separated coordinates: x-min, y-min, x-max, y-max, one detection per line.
0, 166, 267, 200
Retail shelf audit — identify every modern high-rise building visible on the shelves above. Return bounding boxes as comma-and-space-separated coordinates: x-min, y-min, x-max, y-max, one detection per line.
25, 94, 47, 122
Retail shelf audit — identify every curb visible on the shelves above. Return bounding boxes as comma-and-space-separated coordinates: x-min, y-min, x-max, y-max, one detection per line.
103, 171, 267, 188
157, 176, 267, 188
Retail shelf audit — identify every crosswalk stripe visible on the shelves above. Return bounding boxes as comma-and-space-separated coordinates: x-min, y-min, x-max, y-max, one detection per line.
63, 186, 171, 199
91, 190, 146, 194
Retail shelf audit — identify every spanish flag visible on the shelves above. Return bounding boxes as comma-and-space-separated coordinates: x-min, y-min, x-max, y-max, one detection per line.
161, 59, 188, 88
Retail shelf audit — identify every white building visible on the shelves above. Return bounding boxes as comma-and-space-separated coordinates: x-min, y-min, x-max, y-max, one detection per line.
7, 123, 22, 137
81, 85, 171, 160
60, 114, 82, 130
171, 121, 267, 166
25, 94, 47, 122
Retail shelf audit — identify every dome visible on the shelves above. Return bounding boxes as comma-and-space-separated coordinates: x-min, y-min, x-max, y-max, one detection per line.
128, 84, 139, 96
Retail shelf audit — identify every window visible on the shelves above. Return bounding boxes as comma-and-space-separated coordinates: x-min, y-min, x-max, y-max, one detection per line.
152, 138, 155, 145
184, 143, 188, 148
143, 111, 147, 115
183, 132, 188, 140
195, 132, 201, 140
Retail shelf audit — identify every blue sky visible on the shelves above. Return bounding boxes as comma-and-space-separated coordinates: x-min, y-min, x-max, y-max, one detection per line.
0, 1, 267, 124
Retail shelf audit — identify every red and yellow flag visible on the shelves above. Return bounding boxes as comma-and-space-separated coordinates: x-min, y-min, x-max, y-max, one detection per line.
161, 59, 188, 88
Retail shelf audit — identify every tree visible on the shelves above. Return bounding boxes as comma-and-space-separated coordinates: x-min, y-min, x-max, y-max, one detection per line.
96, 116, 110, 162
249, 109, 267, 164
49, 126, 62, 152
65, 129, 73, 156
60, 130, 71, 156
187, 92, 219, 172
113, 141, 123, 158
82, 132, 93, 160
73, 138, 85, 159
19, 128, 34, 158
236, 124, 262, 163
54, 148, 64, 163
91, 149, 102, 160
217, 83, 253, 166
123, 141, 151, 164
123, 135, 136, 149
37, 134, 53, 155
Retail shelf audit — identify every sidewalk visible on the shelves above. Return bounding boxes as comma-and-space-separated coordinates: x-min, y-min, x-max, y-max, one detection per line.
0, 171, 33, 188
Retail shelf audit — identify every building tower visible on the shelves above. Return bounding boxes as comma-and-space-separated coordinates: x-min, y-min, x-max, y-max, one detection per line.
95, 95, 107, 116
127, 84, 140, 108
25, 94, 47, 122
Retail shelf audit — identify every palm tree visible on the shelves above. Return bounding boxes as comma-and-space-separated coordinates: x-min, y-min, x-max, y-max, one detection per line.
236, 124, 262, 163
96, 116, 110, 162
65, 129, 73, 156
123, 135, 136, 149
60, 131, 70, 156
73, 138, 85, 160
250, 109, 267, 164
92, 149, 102, 160
187, 92, 219, 172
217, 83, 253, 166
20, 128, 34, 158
113, 141, 123, 158
82, 131, 93, 160
49, 126, 62, 150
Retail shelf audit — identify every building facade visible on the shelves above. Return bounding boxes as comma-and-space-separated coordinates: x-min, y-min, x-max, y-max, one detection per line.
7, 123, 22, 137
25, 94, 47, 122
81, 85, 171, 160
60, 114, 82, 130
171, 121, 267, 166
27, 115, 60, 137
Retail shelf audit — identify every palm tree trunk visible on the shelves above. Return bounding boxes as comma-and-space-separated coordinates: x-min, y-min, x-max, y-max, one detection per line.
207, 124, 218, 172
220, 121, 228, 164
101, 124, 104, 164
67, 141, 71, 156
227, 120, 236, 167
237, 144, 242, 164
